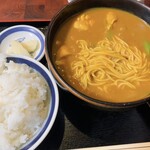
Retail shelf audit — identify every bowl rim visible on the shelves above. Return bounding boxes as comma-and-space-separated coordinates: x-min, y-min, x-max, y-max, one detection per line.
45, 0, 150, 109
0, 25, 45, 61
5, 55, 59, 149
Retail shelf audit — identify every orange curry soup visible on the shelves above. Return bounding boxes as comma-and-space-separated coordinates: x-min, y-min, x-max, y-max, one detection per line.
52, 8, 150, 103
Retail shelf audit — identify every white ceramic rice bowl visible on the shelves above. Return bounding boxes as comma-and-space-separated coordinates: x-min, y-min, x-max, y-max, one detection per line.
4, 56, 59, 150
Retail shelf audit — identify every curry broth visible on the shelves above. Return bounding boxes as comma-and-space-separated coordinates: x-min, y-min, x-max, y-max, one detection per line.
52, 8, 150, 102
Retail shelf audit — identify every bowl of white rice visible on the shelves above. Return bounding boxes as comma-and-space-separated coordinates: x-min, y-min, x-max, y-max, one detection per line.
0, 55, 59, 150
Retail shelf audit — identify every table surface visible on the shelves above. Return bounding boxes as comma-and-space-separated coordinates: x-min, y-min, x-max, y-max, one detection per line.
0, 0, 67, 22
1, 1, 150, 150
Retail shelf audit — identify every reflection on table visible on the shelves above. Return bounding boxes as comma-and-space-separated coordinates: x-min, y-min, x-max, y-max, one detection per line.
59, 87, 150, 149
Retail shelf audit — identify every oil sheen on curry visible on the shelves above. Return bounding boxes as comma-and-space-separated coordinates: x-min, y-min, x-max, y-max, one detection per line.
52, 8, 150, 103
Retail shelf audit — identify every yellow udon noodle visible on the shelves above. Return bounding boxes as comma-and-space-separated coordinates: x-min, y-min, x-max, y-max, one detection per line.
71, 36, 150, 92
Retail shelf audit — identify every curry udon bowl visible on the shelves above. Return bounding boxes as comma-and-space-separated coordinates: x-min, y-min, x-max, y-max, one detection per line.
45, 0, 150, 109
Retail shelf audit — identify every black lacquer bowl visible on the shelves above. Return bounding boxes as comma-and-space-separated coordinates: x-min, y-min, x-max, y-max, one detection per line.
45, 0, 150, 110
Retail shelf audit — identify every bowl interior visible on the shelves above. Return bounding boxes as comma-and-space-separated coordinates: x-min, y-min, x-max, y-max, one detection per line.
46, 0, 150, 109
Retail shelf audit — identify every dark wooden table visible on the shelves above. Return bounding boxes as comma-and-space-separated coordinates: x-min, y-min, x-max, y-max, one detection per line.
0, 0, 67, 22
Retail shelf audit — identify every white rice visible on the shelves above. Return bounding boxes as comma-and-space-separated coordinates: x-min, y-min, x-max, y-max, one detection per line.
0, 57, 49, 150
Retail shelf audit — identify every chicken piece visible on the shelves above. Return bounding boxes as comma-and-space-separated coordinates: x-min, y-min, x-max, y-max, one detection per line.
56, 45, 71, 65
55, 60, 65, 65
74, 14, 94, 31
56, 45, 71, 60
106, 12, 118, 30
